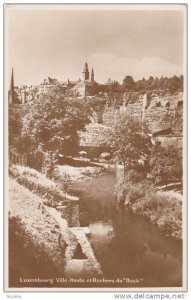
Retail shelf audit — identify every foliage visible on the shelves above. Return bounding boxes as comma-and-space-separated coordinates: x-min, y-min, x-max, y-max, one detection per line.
9, 216, 62, 286
21, 87, 91, 154
165, 75, 183, 93
9, 165, 76, 206
115, 172, 153, 205
121, 75, 183, 93
41, 151, 58, 178
12, 136, 34, 155
115, 172, 182, 238
122, 76, 135, 91
27, 147, 44, 171
52, 168, 72, 199
131, 192, 182, 238
107, 80, 122, 93
108, 113, 151, 175
9, 104, 29, 150
88, 97, 107, 111
150, 144, 183, 186
124, 169, 147, 183
105, 74, 183, 94
9, 106, 22, 137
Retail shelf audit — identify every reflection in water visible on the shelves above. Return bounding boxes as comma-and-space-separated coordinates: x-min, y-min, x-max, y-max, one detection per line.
69, 168, 182, 287
90, 221, 115, 251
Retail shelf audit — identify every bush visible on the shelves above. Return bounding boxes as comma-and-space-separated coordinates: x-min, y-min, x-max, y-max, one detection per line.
132, 193, 182, 237
9, 165, 68, 206
150, 145, 182, 187
125, 184, 145, 205
115, 172, 182, 239
9, 216, 62, 287
115, 171, 153, 204
27, 149, 44, 171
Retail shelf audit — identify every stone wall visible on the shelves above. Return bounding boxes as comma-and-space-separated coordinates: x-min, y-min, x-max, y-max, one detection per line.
143, 92, 183, 133
102, 91, 183, 135
102, 107, 119, 127
154, 136, 183, 148
79, 91, 183, 148
79, 123, 111, 147
57, 201, 80, 227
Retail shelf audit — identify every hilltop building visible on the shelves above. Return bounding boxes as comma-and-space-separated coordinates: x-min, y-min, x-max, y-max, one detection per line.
39, 77, 60, 94
67, 63, 98, 97
8, 63, 100, 103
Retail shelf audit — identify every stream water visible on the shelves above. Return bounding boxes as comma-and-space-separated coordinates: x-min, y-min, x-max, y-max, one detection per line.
69, 167, 182, 288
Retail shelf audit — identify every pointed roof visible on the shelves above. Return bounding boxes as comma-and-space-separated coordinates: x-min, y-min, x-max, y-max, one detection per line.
10, 68, 14, 90
9, 68, 15, 103
83, 62, 89, 72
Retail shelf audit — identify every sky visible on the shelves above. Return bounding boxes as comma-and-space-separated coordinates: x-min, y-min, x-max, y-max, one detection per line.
6, 5, 185, 87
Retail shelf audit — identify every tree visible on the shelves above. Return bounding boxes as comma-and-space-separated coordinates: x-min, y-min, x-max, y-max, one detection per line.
21, 87, 91, 154
108, 113, 151, 175
122, 76, 134, 91
150, 144, 182, 186
9, 106, 22, 137
111, 80, 121, 93
9, 104, 32, 153
134, 79, 146, 92
166, 76, 183, 93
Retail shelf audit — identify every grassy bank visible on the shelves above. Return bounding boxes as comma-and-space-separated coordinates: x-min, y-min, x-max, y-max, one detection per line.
9, 164, 78, 206
115, 176, 182, 239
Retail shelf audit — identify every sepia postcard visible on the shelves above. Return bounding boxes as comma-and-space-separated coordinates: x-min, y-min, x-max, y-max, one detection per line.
4, 4, 187, 292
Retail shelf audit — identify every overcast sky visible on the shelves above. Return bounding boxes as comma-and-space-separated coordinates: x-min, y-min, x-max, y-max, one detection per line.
6, 5, 185, 86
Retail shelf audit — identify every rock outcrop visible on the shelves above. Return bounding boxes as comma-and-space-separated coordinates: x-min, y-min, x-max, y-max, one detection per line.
82, 91, 183, 148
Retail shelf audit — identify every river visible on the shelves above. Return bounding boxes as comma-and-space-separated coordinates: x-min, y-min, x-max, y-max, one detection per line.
69, 167, 182, 288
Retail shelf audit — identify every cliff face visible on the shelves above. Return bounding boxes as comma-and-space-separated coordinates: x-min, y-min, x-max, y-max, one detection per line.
142, 92, 183, 134
79, 91, 183, 148
79, 123, 111, 147
102, 91, 183, 135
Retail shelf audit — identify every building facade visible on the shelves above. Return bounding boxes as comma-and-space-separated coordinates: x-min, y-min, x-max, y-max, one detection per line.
68, 63, 97, 97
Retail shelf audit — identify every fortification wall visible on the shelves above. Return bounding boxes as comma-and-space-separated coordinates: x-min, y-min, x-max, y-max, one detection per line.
79, 123, 111, 147
102, 91, 183, 135
80, 91, 183, 148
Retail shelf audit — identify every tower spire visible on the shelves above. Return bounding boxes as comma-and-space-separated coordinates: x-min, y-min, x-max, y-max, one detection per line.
91, 67, 94, 82
9, 68, 14, 103
82, 62, 89, 81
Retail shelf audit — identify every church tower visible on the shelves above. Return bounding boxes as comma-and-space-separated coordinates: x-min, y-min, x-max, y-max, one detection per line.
9, 68, 14, 104
82, 62, 89, 81
91, 68, 94, 82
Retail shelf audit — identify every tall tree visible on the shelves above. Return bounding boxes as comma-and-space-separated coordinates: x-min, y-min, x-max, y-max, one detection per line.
108, 113, 151, 175
150, 144, 182, 186
122, 76, 134, 91
21, 87, 91, 154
